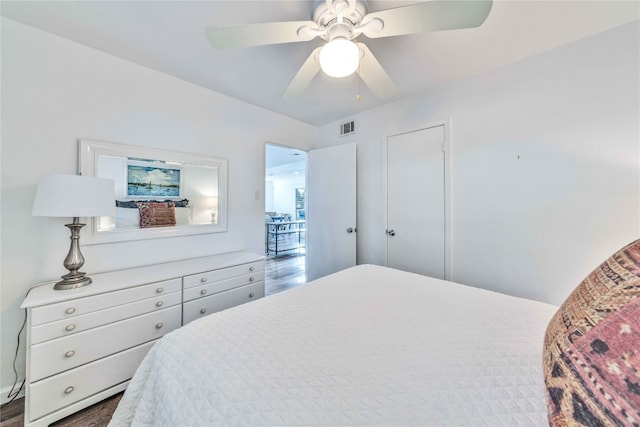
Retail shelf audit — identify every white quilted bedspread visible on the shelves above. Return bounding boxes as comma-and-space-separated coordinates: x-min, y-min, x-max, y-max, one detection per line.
110, 265, 558, 426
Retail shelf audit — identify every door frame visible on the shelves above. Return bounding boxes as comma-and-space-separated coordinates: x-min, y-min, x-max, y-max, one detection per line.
382, 118, 452, 280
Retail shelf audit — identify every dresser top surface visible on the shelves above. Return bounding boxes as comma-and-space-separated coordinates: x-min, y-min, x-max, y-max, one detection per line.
22, 251, 264, 308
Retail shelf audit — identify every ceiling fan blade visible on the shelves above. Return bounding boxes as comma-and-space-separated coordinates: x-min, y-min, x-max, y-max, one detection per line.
206, 20, 317, 49
356, 43, 397, 100
282, 47, 322, 98
361, 0, 492, 39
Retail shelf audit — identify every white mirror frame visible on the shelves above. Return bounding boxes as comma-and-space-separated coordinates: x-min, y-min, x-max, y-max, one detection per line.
79, 139, 228, 245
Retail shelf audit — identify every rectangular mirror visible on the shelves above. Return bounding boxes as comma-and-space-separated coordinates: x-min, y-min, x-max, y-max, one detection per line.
79, 139, 228, 244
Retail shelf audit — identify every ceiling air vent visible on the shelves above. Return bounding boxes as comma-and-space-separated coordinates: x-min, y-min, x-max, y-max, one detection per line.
339, 121, 355, 137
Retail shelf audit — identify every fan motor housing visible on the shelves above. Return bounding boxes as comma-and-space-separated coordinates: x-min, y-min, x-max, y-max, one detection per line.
312, 0, 368, 29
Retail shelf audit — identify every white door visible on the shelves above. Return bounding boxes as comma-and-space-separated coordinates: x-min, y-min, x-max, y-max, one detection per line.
386, 125, 446, 279
307, 143, 357, 281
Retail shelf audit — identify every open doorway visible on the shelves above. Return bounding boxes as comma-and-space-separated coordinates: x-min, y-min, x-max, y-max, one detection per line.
264, 143, 307, 295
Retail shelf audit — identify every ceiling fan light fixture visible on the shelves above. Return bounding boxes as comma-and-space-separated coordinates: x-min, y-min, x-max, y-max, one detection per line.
319, 39, 359, 78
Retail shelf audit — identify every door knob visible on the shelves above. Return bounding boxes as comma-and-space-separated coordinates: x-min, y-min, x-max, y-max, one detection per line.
387, 229, 396, 236
346, 227, 356, 233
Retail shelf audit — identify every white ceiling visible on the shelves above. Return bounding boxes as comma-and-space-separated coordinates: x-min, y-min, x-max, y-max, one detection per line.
1, 1, 638, 126
266, 144, 307, 175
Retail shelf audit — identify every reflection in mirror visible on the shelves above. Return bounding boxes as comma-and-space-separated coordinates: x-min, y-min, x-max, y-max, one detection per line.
79, 139, 228, 244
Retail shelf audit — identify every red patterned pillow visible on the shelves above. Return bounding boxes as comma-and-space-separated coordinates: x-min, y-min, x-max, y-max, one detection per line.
543, 239, 640, 426
137, 202, 176, 228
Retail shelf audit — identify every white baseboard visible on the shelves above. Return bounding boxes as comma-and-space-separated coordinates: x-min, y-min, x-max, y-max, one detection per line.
1, 381, 25, 405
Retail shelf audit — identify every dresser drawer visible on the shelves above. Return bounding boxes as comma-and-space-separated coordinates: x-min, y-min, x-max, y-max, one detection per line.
183, 281, 264, 325
31, 291, 181, 345
31, 278, 181, 326
183, 261, 264, 289
30, 305, 181, 382
28, 340, 155, 422
183, 272, 265, 302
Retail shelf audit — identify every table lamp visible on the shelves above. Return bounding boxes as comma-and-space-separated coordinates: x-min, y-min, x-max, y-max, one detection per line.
204, 196, 218, 224
32, 174, 115, 290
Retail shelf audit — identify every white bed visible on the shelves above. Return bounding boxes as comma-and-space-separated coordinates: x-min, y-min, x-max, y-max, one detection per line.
109, 264, 558, 426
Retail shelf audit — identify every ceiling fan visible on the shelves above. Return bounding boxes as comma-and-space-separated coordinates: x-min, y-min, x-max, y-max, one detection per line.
206, 0, 493, 99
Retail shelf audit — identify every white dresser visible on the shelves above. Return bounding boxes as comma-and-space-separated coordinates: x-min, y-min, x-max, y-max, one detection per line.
21, 250, 264, 427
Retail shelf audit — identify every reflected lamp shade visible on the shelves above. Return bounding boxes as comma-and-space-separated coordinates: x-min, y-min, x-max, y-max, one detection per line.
197, 196, 218, 224
201, 196, 218, 209
32, 174, 115, 290
319, 39, 360, 78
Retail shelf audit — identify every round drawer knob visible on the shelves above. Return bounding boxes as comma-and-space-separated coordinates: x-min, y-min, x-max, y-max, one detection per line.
65, 324, 76, 332
200, 277, 207, 283
249, 266, 255, 272
200, 289, 207, 295
156, 301, 164, 307
65, 350, 75, 358
65, 307, 76, 315
64, 386, 74, 395
200, 308, 207, 314
155, 322, 164, 329
249, 276, 255, 282
156, 287, 164, 294
249, 292, 255, 298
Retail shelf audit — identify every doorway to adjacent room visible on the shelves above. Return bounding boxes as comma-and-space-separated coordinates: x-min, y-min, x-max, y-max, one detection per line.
264, 143, 307, 295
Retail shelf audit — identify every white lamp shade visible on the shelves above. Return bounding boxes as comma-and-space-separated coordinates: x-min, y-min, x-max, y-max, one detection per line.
319, 39, 360, 78
199, 196, 218, 209
32, 174, 116, 218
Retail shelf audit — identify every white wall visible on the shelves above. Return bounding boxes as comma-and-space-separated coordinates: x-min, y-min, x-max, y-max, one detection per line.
264, 180, 275, 213
0, 18, 317, 395
268, 173, 306, 218
316, 22, 640, 306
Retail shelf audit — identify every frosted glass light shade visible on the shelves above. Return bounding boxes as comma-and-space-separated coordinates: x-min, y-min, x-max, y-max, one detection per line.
319, 39, 360, 78
32, 174, 116, 218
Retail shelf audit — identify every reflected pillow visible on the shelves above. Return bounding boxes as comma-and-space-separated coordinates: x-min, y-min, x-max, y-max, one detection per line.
138, 202, 176, 228
175, 207, 192, 226
115, 204, 189, 228
116, 199, 189, 208
115, 207, 140, 228
172, 199, 189, 208
543, 239, 640, 426
115, 200, 139, 208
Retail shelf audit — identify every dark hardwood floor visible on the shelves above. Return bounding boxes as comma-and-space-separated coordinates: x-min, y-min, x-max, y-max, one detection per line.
0, 392, 122, 427
265, 250, 306, 295
0, 253, 306, 427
